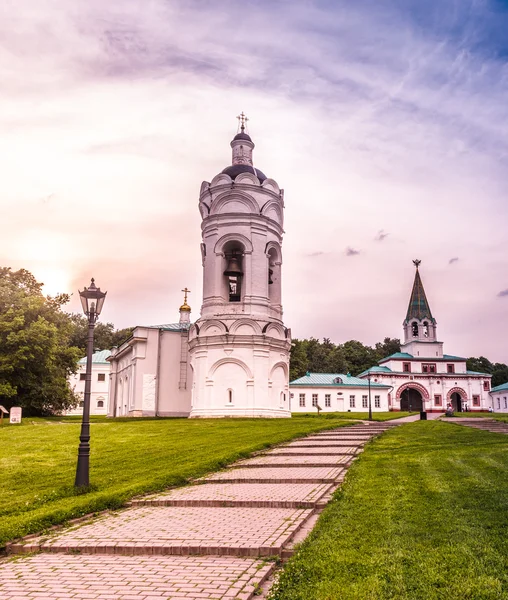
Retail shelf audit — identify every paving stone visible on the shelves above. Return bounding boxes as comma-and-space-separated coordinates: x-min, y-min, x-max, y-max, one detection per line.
234, 454, 352, 467
0, 554, 274, 599
266, 446, 359, 455
132, 483, 332, 508
283, 440, 365, 447
202, 466, 344, 484
13, 507, 312, 557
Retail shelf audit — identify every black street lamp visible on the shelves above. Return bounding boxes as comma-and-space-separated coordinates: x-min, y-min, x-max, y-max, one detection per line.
368, 374, 372, 421
75, 278, 107, 488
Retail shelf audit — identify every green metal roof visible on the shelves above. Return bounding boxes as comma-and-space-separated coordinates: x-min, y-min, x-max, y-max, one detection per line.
379, 352, 466, 363
358, 366, 393, 376
148, 323, 191, 331
491, 381, 508, 392
404, 266, 435, 323
78, 350, 111, 365
290, 373, 389, 388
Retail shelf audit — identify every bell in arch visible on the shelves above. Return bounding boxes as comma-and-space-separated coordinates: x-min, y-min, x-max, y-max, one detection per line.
224, 253, 243, 276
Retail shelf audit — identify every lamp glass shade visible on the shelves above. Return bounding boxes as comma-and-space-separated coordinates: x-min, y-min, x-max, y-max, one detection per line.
79, 279, 107, 316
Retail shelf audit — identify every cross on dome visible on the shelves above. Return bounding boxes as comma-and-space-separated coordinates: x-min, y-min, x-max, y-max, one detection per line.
237, 111, 249, 133
180, 287, 191, 312
413, 259, 421, 269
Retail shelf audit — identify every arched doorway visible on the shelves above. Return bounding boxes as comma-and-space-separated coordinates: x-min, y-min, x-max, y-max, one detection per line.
450, 392, 463, 412
400, 387, 423, 412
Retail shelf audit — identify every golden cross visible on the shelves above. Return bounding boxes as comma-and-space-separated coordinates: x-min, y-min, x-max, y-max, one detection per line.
237, 111, 249, 132
181, 287, 191, 304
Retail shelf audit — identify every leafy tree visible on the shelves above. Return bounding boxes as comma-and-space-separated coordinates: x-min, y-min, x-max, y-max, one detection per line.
374, 337, 401, 361
467, 356, 508, 387
289, 339, 309, 381
68, 314, 133, 355
0, 268, 81, 415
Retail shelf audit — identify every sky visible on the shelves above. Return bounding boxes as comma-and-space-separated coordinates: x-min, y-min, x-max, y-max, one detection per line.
1, 0, 507, 362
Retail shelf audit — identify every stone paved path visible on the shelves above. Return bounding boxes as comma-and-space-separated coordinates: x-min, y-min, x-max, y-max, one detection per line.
2, 421, 400, 599
441, 417, 508, 434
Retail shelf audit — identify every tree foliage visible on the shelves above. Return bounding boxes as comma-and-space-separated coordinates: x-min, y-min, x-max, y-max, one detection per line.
67, 314, 133, 355
467, 356, 508, 387
289, 337, 401, 381
0, 268, 82, 415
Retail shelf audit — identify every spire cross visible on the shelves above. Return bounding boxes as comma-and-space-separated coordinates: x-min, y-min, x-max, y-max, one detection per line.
181, 287, 191, 304
237, 111, 249, 132
413, 259, 421, 269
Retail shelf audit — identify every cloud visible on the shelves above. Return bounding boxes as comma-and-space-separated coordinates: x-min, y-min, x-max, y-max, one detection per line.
0, 0, 508, 360
449, 257, 459, 264
498, 289, 508, 298
375, 230, 389, 242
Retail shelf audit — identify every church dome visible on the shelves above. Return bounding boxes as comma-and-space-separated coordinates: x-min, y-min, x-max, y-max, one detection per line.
221, 164, 267, 182
233, 132, 252, 142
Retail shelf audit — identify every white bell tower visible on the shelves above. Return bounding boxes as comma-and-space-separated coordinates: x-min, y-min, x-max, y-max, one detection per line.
188, 114, 291, 418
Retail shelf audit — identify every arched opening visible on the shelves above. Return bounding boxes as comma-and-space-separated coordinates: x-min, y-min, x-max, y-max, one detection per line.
223, 240, 245, 303
227, 389, 233, 404
450, 392, 463, 412
97, 398, 105, 408
267, 247, 281, 305
412, 321, 419, 337
423, 321, 429, 338
400, 387, 423, 411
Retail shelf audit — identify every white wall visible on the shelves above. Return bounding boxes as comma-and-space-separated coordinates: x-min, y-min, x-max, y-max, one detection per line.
68, 363, 110, 415
289, 386, 391, 413
490, 391, 508, 413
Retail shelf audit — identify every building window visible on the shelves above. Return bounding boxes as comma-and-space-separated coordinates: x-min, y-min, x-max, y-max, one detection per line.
423, 321, 429, 337
412, 322, 418, 337
97, 399, 104, 408
325, 394, 331, 407
472, 394, 480, 406
446, 364, 455, 374
483, 381, 490, 391
299, 394, 305, 407
79, 373, 86, 381
422, 363, 436, 374
349, 395, 355, 408
312, 394, 318, 407
504, 397, 507, 409
362, 395, 368, 408
224, 249, 243, 302
228, 389, 233, 404
434, 394, 442, 406
374, 395, 381, 408
79, 401, 84, 408
98, 373, 106, 382
403, 362, 411, 373
497, 398, 501, 409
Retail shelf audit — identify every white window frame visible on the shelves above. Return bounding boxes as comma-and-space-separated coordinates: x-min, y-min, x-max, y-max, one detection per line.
312, 394, 318, 407
349, 395, 355, 408
374, 395, 380, 408
325, 394, 331, 407
299, 393, 305, 407
362, 395, 368, 408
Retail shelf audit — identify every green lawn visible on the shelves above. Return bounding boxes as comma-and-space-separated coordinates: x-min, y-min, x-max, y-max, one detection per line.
448, 413, 508, 423
0, 416, 353, 548
270, 421, 508, 600
293, 411, 414, 421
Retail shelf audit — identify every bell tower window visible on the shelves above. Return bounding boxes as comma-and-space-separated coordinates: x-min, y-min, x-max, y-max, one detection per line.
412, 321, 418, 337
423, 321, 429, 337
223, 245, 244, 303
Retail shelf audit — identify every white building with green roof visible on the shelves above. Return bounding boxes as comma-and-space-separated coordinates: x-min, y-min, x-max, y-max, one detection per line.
358, 261, 492, 413
490, 382, 508, 413
68, 350, 111, 415
290, 372, 391, 413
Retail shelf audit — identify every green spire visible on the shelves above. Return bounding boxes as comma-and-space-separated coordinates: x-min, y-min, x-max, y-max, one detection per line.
404, 260, 435, 323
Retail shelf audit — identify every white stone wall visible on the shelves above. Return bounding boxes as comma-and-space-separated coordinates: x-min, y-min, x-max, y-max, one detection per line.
68, 363, 110, 415
490, 390, 508, 413
289, 386, 391, 413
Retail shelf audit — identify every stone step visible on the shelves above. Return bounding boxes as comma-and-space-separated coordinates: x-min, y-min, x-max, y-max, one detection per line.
283, 441, 365, 448
0, 554, 275, 600
130, 482, 334, 509
10, 506, 313, 558
232, 454, 352, 468
200, 466, 345, 484
266, 446, 359, 455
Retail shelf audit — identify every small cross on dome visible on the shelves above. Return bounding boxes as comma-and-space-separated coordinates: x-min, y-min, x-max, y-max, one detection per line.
237, 111, 249, 132
413, 259, 421, 269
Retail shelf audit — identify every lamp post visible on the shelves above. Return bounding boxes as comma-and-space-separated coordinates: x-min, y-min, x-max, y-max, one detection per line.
368, 374, 372, 421
75, 278, 107, 488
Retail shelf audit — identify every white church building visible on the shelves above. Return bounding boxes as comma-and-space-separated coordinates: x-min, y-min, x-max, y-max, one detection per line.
108, 116, 291, 418
107, 118, 496, 418
358, 261, 492, 412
